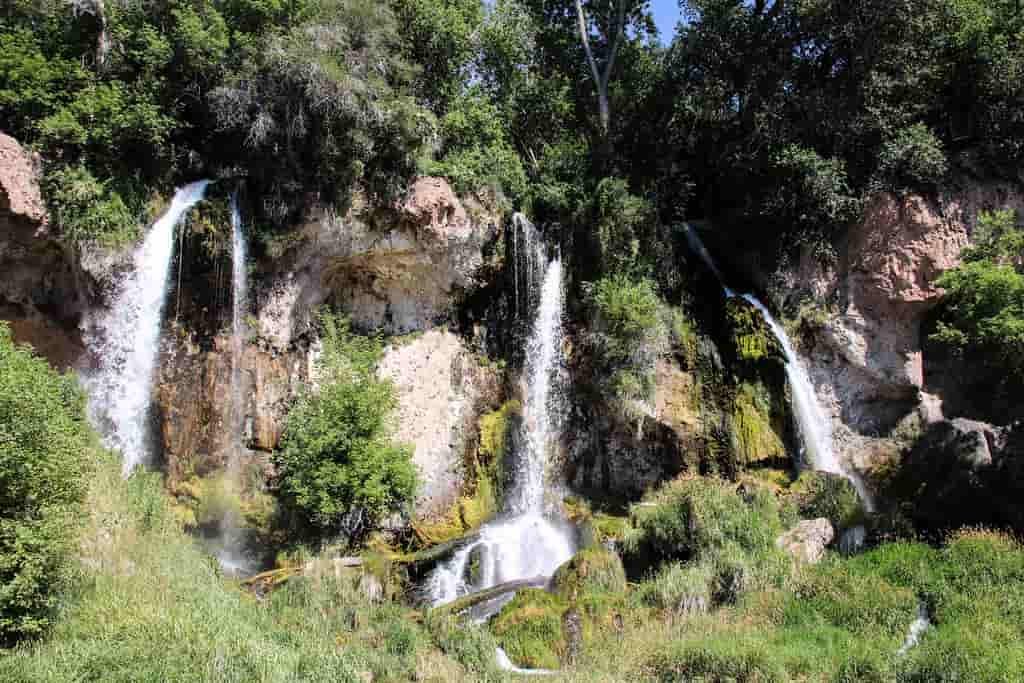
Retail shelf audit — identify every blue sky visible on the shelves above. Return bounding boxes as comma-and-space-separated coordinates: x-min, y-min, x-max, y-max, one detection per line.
651, 0, 682, 42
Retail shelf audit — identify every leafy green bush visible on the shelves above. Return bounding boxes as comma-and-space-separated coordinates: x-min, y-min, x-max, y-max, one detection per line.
553, 547, 627, 603
42, 165, 139, 245
789, 472, 866, 531
274, 314, 415, 541
592, 177, 656, 276
767, 145, 859, 254
874, 123, 949, 193
931, 209, 1024, 377
585, 275, 670, 415
425, 89, 527, 203
0, 323, 92, 643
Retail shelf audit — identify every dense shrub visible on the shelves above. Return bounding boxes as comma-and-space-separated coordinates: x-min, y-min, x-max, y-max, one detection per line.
789, 472, 866, 531
274, 314, 415, 541
931, 209, 1024, 378
489, 588, 566, 669
0, 324, 92, 643
585, 275, 670, 417
873, 123, 949, 193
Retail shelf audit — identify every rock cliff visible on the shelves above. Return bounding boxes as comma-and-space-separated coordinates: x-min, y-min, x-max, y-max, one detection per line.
0, 132, 88, 368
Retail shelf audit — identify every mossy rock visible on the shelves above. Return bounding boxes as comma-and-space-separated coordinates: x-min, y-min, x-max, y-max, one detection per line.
731, 381, 786, 465
552, 547, 627, 603
726, 298, 783, 363
790, 471, 866, 531
489, 588, 567, 669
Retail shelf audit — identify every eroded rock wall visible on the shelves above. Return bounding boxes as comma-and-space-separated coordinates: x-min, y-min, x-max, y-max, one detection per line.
0, 132, 88, 368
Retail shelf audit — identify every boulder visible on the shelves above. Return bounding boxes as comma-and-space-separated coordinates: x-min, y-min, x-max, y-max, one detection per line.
0, 132, 47, 225
776, 518, 835, 565
889, 418, 1024, 531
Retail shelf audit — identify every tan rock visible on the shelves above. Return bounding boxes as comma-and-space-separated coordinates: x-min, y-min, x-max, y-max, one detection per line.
776, 518, 835, 565
0, 131, 47, 227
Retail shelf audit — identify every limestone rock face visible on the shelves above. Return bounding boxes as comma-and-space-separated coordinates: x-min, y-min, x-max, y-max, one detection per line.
0, 132, 87, 368
377, 330, 503, 519
151, 179, 503, 523
775, 185, 1024, 479
776, 518, 835, 565
257, 177, 499, 347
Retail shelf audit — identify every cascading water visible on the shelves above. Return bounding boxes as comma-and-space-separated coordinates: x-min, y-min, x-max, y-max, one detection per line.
428, 216, 575, 613
682, 224, 873, 509
210, 193, 258, 576
83, 180, 211, 474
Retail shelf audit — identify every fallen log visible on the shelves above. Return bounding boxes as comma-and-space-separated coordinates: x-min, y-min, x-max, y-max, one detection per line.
430, 576, 548, 617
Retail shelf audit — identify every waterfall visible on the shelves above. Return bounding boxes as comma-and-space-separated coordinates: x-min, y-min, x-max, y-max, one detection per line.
682, 224, 873, 509
83, 180, 211, 474
229, 193, 248, 451
210, 193, 258, 577
427, 216, 574, 612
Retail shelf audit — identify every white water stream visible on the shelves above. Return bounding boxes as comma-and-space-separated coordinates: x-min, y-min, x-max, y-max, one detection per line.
428, 216, 574, 614
83, 180, 211, 474
210, 194, 258, 576
682, 224, 873, 509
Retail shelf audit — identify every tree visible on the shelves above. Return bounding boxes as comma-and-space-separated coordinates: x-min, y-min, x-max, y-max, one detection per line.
273, 314, 416, 541
0, 323, 92, 643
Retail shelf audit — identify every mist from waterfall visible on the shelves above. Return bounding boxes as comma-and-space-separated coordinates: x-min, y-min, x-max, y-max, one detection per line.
427, 215, 574, 612
83, 180, 211, 474
682, 224, 873, 509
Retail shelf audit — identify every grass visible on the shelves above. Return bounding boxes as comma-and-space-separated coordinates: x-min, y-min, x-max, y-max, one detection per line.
5, 460, 1024, 682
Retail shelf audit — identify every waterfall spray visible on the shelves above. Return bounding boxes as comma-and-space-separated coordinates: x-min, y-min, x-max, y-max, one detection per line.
83, 180, 211, 474
428, 216, 574, 612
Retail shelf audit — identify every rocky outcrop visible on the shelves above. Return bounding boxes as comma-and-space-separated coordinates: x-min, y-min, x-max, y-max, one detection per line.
378, 330, 503, 519
152, 179, 505, 522
257, 178, 500, 347
776, 518, 835, 565
776, 185, 1024, 470
890, 418, 1024, 532
0, 132, 88, 368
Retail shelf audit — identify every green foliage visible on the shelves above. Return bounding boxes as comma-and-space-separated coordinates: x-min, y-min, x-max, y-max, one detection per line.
637, 560, 715, 613
873, 123, 949, 193
552, 547, 628, 603
585, 275, 670, 416
593, 177, 655, 276
622, 477, 788, 602
767, 145, 859, 252
274, 314, 415, 541
425, 89, 527, 202
42, 165, 139, 245
931, 209, 1024, 377
647, 635, 786, 682
0, 324, 92, 643
790, 472, 866, 531
0, 450, 449, 681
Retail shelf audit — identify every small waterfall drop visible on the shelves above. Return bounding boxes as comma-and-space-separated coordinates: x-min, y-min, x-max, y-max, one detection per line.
211, 194, 258, 576
84, 180, 211, 474
428, 216, 574, 612
682, 224, 872, 509
229, 193, 249, 451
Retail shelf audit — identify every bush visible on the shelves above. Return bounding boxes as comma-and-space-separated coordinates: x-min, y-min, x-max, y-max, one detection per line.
647, 635, 785, 682
874, 123, 949, 193
586, 275, 670, 416
0, 323, 92, 643
552, 547, 627, 602
638, 561, 715, 614
43, 165, 139, 245
931, 209, 1024, 379
789, 472, 866, 531
623, 477, 784, 567
274, 314, 415, 541
593, 177, 656, 276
